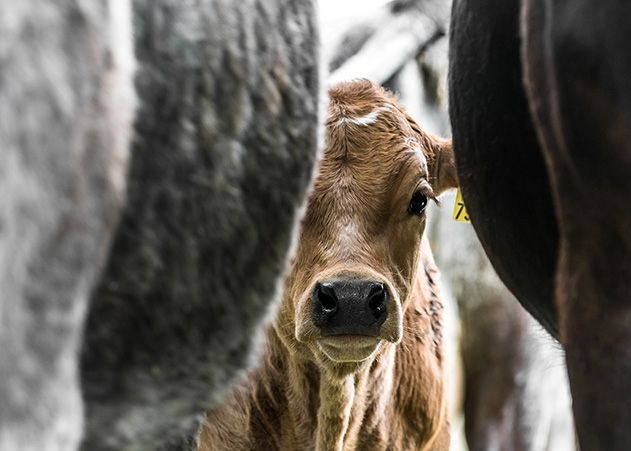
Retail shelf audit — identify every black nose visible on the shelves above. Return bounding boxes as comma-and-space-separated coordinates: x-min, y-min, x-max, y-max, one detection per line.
313, 280, 389, 336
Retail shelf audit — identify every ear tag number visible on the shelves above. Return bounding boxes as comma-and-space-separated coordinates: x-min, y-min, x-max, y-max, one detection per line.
452, 188, 470, 223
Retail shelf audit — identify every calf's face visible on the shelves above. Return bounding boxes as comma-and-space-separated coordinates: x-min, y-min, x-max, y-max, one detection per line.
275, 81, 456, 374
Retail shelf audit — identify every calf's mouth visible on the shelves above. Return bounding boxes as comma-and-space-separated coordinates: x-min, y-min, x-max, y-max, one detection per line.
317, 335, 383, 363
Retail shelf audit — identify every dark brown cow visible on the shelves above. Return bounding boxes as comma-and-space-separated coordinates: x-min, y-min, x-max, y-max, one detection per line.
197, 80, 458, 451
449, 0, 631, 449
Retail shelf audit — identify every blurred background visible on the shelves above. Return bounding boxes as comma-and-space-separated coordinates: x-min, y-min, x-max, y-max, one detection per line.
319, 1, 575, 449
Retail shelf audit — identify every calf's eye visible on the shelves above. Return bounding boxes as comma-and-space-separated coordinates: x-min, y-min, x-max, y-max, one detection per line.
408, 191, 428, 215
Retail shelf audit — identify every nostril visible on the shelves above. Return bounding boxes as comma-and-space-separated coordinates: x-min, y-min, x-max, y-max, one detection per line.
316, 283, 338, 312
367, 283, 387, 317
319, 292, 337, 311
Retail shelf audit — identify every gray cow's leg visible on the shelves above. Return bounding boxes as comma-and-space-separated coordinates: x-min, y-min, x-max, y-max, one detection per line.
80, 0, 321, 449
0, 1, 135, 450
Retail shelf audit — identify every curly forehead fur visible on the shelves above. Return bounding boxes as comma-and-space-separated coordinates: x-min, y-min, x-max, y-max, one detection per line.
327, 80, 438, 170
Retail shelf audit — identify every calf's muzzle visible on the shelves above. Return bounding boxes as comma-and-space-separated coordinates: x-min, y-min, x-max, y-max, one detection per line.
313, 279, 389, 336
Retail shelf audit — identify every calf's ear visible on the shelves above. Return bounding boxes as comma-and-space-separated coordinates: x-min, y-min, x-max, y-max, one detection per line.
429, 138, 458, 195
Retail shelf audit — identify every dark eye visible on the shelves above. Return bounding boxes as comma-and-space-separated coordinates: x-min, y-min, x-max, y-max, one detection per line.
408, 191, 428, 215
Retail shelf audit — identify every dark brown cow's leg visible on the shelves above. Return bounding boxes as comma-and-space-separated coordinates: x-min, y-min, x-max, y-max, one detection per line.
523, 0, 631, 448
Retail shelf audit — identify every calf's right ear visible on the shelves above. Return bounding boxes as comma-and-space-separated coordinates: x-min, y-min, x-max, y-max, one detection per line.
429, 138, 458, 196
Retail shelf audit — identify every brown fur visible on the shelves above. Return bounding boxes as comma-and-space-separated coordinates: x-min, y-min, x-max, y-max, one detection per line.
197, 80, 457, 451
521, 1, 631, 448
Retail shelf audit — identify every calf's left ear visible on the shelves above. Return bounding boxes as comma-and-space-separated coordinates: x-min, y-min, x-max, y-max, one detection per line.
429, 138, 458, 195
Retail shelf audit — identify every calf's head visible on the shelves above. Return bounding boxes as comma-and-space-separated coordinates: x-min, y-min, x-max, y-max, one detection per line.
275, 80, 456, 375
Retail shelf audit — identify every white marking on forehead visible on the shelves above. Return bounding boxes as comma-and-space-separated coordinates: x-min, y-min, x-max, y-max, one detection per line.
339, 221, 359, 246
405, 136, 428, 172
322, 220, 360, 260
338, 105, 393, 127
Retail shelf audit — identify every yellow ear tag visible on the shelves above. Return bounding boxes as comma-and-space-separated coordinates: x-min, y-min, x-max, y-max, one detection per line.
452, 188, 471, 223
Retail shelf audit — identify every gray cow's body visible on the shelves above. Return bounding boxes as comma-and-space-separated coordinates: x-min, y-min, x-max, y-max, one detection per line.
0, 0, 320, 449
0, 1, 134, 450
81, 0, 320, 448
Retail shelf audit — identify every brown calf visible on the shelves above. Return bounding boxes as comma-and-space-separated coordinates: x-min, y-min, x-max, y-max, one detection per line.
197, 79, 457, 451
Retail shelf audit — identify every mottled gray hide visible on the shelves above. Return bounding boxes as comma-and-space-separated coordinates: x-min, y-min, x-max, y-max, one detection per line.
80, 0, 320, 449
0, 1, 134, 450
0, 0, 319, 450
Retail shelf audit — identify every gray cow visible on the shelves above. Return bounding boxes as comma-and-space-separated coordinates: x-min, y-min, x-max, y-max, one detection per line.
0, 0, 320, 450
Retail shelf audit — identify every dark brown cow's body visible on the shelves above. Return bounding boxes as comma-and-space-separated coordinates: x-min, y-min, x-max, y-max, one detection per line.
449, 0, 631, 449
